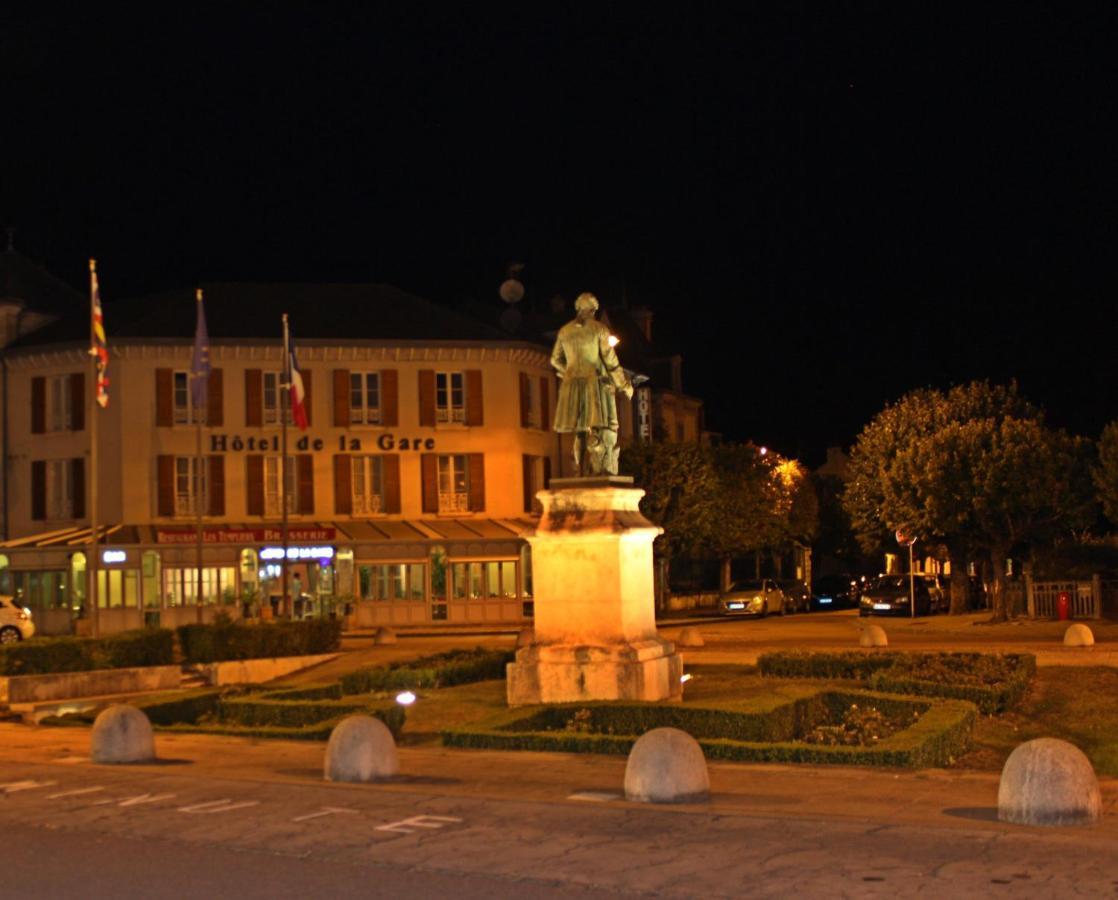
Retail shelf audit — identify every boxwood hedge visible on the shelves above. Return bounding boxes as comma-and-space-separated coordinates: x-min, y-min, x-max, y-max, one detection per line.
0, 628, 174, 676
177, 619, 342, 664
340, 647, 514, 694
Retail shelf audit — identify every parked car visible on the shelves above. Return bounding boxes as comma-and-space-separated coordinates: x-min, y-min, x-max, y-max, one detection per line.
0, 594, 35, 643
718, 579, 786, 617
857, 575, 935, 617
918, 574, 949, 613
779, 580, 811, 613
811, 574, 857, 610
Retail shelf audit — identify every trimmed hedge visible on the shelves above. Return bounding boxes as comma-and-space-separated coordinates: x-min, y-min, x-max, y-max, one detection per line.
442, 689, 976, 768
220, 697, 371, 728
257, 683, 345, 702
758, 651, 1036, 713
177, 619, 342, 664
0, 628, 175, 676
340, 647, 514, 694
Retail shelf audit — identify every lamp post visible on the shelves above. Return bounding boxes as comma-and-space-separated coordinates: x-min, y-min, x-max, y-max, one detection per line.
896, 530, 918, 619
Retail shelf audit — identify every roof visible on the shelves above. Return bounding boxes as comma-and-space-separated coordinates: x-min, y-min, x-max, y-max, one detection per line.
0, 248, 85, 316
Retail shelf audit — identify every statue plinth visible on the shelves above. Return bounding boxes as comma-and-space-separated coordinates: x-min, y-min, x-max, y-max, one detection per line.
507, 479, 682, 705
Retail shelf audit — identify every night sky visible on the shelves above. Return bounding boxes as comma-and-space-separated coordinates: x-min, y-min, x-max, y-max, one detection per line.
3, 7, 1116, 463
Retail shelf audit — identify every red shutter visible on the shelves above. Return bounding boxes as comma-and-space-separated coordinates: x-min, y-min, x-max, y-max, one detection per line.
31, 377, 45, 434
301, 369, 313, 426
297, 454, 314, 514
333, 369, 350, 427
522, 454, 533, 513
539, 375, 550, 431
519, 373, 531, 428
156, 455, 175, 516
207, 369, 224, 427
245, 369, 263, 427
31, 461, 46, 520
208, 456, 225, 516
71, 458, 86, 519
383, 455, 401, 514
380, 369, 399, 427
418, 370, 436, 427
468, 453, 485, 512
155, 369, 173, 427
421, 453, 438, 513
70, 373, 85, 431
334, 454, 352, 515
246, 455, 265, 515
465, 370, 484, 426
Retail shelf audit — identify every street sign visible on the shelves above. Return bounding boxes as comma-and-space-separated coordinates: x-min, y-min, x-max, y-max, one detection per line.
895, 529, 916, 546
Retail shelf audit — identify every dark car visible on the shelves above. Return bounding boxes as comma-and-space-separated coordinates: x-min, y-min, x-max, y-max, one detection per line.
779, 580, 811, 613
857, 575, 935, 617
811, 574, 857, 611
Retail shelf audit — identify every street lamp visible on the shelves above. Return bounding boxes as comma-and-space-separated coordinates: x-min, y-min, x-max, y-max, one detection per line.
895, 529, 918, 618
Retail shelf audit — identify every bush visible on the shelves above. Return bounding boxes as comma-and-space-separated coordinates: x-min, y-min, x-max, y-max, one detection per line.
178, 619, 342, 664
220, 697, 371, 728
137, 689, 223, 726
340, 648, 513, 694
0, 629, 176, 676
257, 683, 344, 702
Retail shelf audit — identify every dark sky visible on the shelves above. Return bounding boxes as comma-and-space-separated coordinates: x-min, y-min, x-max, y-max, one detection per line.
3, 6, 1117, 463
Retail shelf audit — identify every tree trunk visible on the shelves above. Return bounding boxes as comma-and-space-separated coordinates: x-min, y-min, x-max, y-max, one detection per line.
720, 557, 732, 593
947, 544, 970, 615
989, 545, 1009, 622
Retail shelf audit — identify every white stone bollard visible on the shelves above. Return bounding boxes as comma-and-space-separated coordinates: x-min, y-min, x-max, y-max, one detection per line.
1063, 624, 1095, 647
373, 627, 397, 646
324, 715, 399, 783
90, 704, 155, 764
859, 624, 888, 648
675, 627, 705, 648
516, 627, 534, 649
624, 727, 709, 803
998, 737, 1101, 826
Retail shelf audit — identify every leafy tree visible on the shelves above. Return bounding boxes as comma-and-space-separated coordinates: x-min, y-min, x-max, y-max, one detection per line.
1094, 420, 1118, 525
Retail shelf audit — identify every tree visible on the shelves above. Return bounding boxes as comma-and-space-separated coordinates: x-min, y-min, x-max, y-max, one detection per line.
1094, 420, 1118, 525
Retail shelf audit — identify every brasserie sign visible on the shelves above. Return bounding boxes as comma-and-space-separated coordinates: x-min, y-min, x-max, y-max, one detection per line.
157, 526, 337, 544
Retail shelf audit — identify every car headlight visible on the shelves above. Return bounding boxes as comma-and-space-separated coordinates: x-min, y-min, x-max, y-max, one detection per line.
750, 596, 764, 607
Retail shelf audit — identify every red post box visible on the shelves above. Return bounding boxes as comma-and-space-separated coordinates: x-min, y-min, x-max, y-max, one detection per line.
1056, 591, 1071, 621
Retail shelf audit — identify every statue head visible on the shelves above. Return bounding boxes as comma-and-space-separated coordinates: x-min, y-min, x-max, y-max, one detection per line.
574, 292, 599, 320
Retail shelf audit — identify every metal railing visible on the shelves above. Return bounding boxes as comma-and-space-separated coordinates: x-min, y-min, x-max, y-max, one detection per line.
1026, 575, 1101, 619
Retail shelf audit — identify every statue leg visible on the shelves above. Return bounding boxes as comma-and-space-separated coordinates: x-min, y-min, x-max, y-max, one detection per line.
600, 426, 619, 476
572, 432, 585, 476
586, 428, 607, 475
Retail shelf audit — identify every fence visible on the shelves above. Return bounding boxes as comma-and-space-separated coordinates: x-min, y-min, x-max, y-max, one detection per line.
1026, 576, 1101, 619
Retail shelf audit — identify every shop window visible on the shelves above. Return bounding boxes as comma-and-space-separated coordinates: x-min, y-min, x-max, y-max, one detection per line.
264, 455, 298, 515
172, 371, 204, 424
437, 454, 469, 514
174, 457, 208, 516
357, 563, 426, 601
48, 375, 73, 431
451, 560, 519, 600
436, 372, 465, 424
97, 569, 140, 608
163, 567, 236, 606
352, 456, 385, 514
350, 372, 382, 425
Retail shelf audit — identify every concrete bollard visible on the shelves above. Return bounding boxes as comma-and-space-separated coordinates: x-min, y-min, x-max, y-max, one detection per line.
1063, 624, 1095, 647
998, 737, 1101, 826
373, 627, 397, 646
90, 704, 155, 764
624, 727, 709, 803
324, 715, 399, 783
516, 627, 534, 649
859, 624, 888, 648
675, 627, 705, 648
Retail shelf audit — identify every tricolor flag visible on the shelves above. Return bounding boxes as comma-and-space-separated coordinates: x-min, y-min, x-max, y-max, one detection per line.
286, 325, 309, 431
90, 259, 109, 408
190, 289, 211, 414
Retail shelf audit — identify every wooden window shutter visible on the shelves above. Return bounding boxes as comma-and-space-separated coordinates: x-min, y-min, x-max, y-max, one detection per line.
333, 369, 350, 427
522, 454, 533, 513
418, 370, 436, 427
465, 370, 484, 426
519, 373, 531, 428
31, 377, 45, 434
156, 455, 175, 517
207, 369, 224, 427
297, 454, 314, 514
383, 455, 401, 514
543, 455, 551, 490
245, 369, 263, 427
70, 373, 85, 431
381, 369, 399, 427
246, 455, 265, 515
334, 454, 352, 515
468, 453, 486, 512
31, 460, 46, 520
420, 453, 438, 513
71, 458, 86, 519
301, 369, 313, 425
155, 368, 173, 427
539, 376, 550, 431
207, 456, 225, 516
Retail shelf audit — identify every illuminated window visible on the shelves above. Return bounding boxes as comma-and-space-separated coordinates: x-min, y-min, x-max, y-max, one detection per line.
174, 457, 207, 516
263, 455, 298, 515
352, 456, 385, 514
358, 563, 426, 601
350, 372, 382, 425
437, 454, 469, 513
435, 372, 465, 424
172, 371, 204, 424
47, 375, 72, 431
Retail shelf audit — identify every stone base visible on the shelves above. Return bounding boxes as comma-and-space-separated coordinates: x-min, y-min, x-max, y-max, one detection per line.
506, 638, 683, 705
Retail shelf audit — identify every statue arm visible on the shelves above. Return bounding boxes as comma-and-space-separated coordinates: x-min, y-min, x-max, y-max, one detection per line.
550, 337, 567, 377
598, 330, 634, 398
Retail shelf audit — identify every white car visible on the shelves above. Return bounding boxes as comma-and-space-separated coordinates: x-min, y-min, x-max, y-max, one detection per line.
718, 579, 786, 617
0, 595, 35, 643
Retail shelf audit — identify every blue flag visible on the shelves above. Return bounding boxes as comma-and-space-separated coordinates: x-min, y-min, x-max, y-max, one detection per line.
190, 289, 211, 413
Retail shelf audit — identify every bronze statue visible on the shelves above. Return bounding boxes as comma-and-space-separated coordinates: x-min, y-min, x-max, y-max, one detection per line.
550, 293, 633, 475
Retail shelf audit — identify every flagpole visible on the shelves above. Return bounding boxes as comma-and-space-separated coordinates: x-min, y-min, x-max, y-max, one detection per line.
87, 259, 100, 638
281, 313, 291, 620
195, 289, 205, 624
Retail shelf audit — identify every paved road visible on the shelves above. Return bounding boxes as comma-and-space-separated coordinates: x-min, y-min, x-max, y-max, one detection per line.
3, 757, 1117, 898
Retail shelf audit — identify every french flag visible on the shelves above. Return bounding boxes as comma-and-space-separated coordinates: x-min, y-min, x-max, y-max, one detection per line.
288, 334, 309, 430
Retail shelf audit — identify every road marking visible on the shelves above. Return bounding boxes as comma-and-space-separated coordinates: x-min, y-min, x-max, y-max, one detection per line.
48, 787, 105, 799
375, 814, 463, 834
292, 806, 360, 823
0, 780, 57, 794
567, 791, 622, 802
52, 756, 90, 765
178, 799, 261, 814
118, 793, 176, 807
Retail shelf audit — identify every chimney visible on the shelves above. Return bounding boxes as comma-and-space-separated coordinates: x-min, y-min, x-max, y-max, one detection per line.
631, 307, 653, 342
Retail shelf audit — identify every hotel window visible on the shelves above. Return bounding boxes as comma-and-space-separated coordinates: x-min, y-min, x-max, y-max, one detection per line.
172, 371, 204, 424
174, 457, 207, 516
48, 375, 73, 431
264, 455, 298, 515
262, 372, 294, 426
436, 372, 465, 424
352, 455, 385, 514
350, 372, 382, 425
437, 454, 469, 513
46, 459, 74, 519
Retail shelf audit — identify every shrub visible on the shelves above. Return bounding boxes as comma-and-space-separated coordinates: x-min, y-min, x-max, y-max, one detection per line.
340, 648, 513, 694
219, 697, 371, 728
94, 629, 175, 669
137, 690, 223, 726
0, 629, 176, 676
257, 683, 344, 702
178, 619, 342, 664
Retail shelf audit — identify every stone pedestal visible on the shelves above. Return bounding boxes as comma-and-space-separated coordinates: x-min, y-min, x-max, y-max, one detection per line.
507, 477, 682, 705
